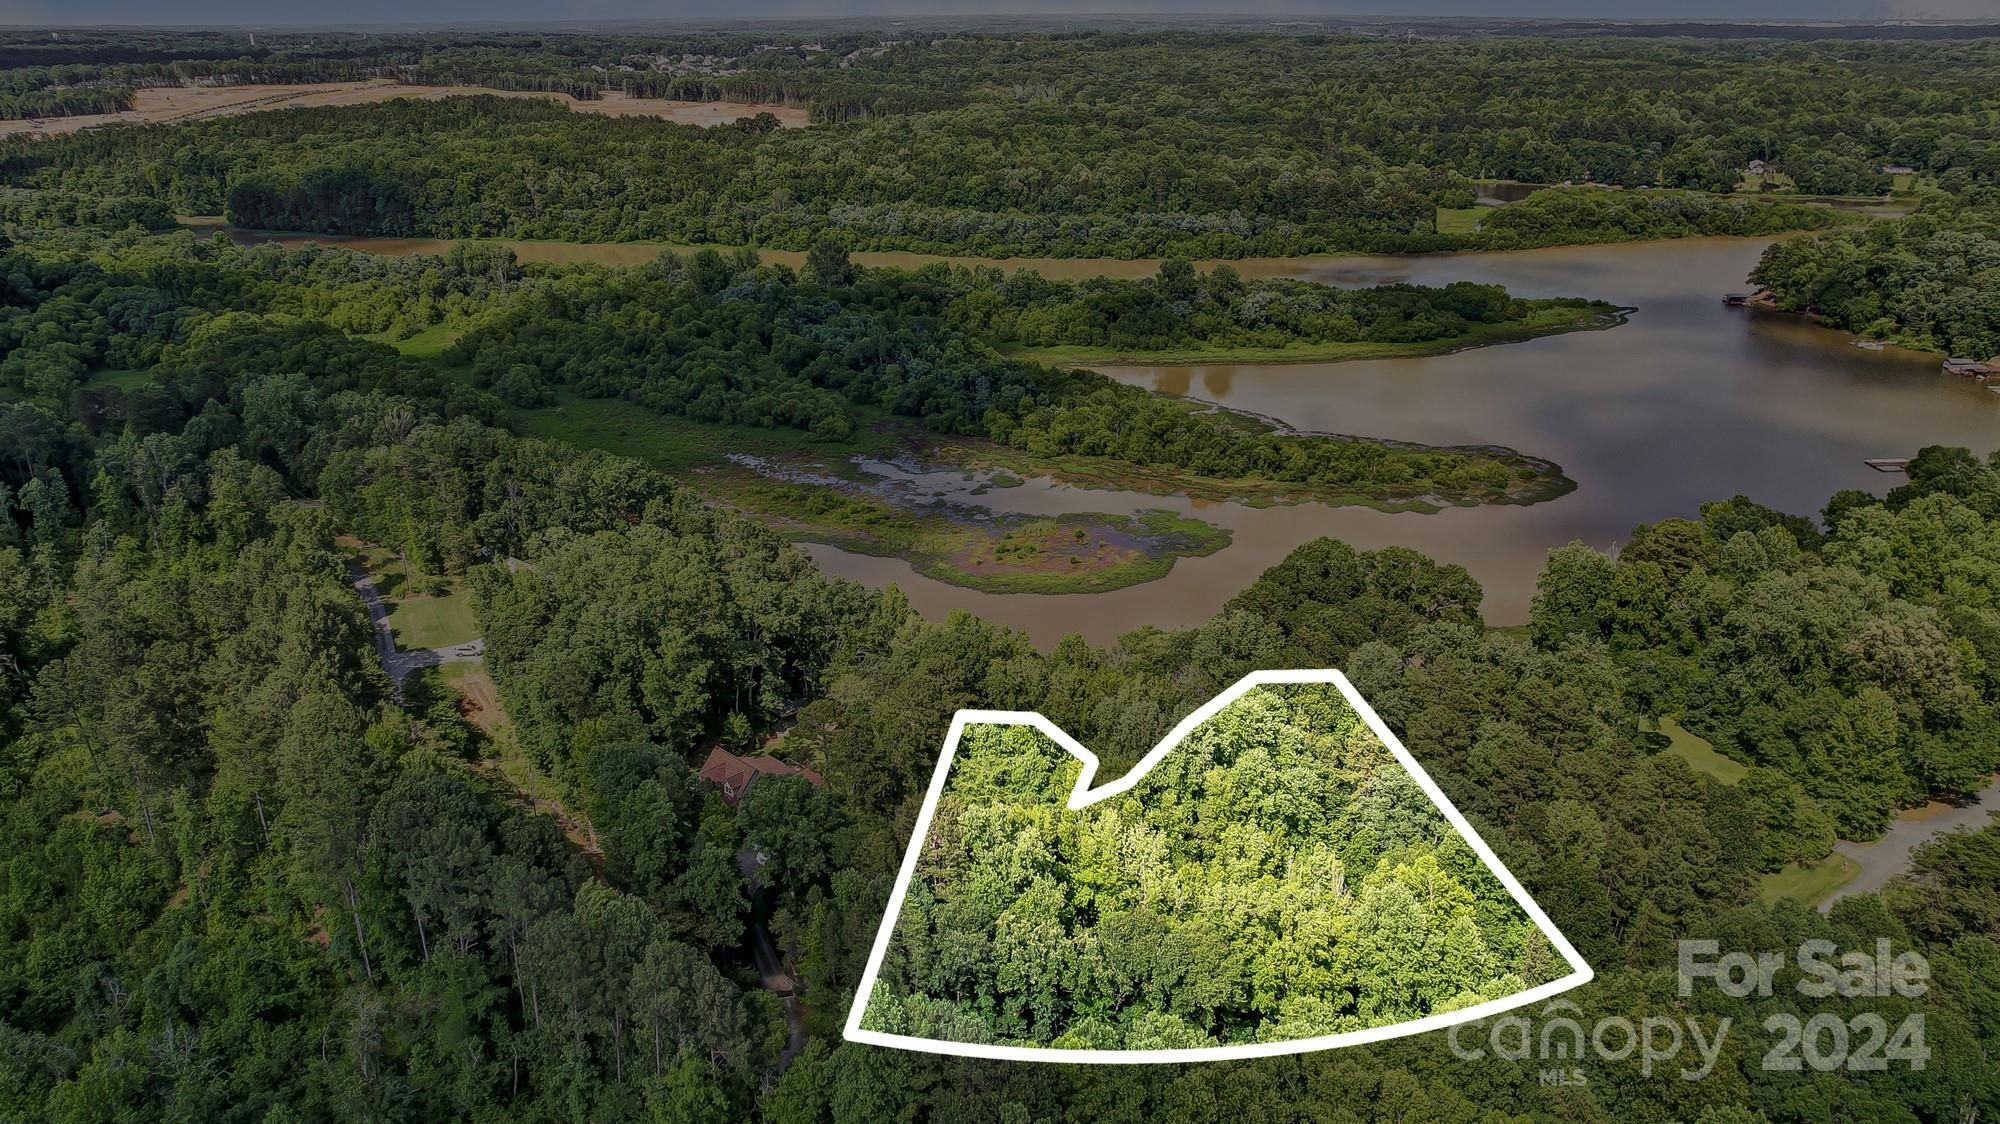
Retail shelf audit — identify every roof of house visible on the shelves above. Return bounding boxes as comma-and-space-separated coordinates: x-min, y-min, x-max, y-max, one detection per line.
699, 747, 824, 794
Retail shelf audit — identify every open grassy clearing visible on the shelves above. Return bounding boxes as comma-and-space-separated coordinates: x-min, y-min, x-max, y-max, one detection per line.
377, 323, 464, 357
933, 509, 1230, 593
1648, 715, 1749, 784
1757, 853, 1861, 908
0, 81, 808, 138
1435, 205, 1486, 235
88, 368, 155, 391
336, 535, 479, 648
508, 392, 893, 474
389, 588, 479, 650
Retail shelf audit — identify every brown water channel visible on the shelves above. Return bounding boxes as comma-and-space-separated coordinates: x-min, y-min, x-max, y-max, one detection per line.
230, 230, 1998, 647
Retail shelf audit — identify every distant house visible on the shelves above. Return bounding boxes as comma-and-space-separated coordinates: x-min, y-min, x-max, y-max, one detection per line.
1882, 163, 1916, 176
1745, 159, 1769, 176
699, 747, 824, 806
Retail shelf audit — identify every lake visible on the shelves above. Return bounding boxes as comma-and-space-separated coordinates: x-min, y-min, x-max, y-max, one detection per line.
819, 238, 1997, 645
229, 229, 1998, 647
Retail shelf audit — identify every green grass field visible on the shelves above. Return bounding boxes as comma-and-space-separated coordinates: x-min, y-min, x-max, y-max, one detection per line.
338, 536, 480, 649
380, 323, 464, 358
389, 588, 479, 650
89, 368, 156, 391
1757, 853, 1861, 908
509, 393, 893, 473
1653, 716, 1749, 784
1436, 206, 1486, 235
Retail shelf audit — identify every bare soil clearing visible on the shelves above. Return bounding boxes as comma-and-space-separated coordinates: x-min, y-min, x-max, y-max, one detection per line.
1, 82, 808, 137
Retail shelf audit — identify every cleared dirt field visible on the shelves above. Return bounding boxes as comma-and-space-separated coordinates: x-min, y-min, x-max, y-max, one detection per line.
0, 81, 809, 137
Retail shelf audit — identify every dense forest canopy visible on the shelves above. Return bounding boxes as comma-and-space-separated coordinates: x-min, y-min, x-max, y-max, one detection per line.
6, 28, 1994, 254
448, 245, 1562, 501
1751, 190, 2000, 358
862, 685, 1558, 1050
0, 229, 1568, 506
2, 22, 1999, 1124
3, 287, 1998, 1112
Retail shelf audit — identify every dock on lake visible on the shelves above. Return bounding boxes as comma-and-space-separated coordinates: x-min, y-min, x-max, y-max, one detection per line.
1864, 458, 1911, 473
1944, 357, 1997, 377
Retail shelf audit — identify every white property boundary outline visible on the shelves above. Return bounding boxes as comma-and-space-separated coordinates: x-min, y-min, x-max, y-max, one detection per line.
842, 668, 1595, 1064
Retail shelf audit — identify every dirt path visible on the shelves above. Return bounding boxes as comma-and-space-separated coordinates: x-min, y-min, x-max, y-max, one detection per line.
747, 907, 809, 1069
465, 756, 603, 866
1, 81, 808, 137
1822, 774, 2000, 910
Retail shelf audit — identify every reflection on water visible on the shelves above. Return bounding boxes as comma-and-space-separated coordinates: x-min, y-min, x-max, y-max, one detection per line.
223, 228, 1992, 647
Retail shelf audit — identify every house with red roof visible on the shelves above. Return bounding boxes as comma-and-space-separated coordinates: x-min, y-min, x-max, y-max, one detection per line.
699, 747, 824, 806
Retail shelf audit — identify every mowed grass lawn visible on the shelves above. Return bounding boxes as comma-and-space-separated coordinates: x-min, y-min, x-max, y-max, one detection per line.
1757, 853, 1861, 908
389, 588, 479, 650
1435, 206, 1486, 234
1645, 715, 1864, 908
380, 323, 463, 358
1653, 716, 1749, 784
91, 368, 156, 391
337, 535, 481, 649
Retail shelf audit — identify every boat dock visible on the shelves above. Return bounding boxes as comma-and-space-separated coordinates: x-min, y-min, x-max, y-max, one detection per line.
1864, 459, 1911, 473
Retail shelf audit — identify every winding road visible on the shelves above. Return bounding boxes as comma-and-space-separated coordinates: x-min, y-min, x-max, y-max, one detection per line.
1822, 774, 2000, 910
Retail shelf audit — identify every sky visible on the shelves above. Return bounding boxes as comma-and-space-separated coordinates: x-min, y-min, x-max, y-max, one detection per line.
0, 1, 1995, 28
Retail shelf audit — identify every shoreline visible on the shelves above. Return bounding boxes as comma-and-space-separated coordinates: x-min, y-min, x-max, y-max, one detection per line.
1004, 304, 1628, 368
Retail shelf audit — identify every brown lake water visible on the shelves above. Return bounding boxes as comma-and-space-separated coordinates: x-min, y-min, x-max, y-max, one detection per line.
229, 230, 1997, 647
809, 239, 1995, 645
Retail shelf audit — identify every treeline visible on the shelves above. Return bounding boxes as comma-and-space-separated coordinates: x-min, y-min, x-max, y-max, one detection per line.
1750, 193, 2000, 358
0, 230, 527, 405
864, 685, 1554, 1049
0, 59, 383, 120
1476, 185, 1846, 249
23, 97, 1840, 256
0, 83, 132, 120
5, 27, 1999, 198
398, 47, 609, 100
1528, 472, 2000, 841
0, 229, 1556, 506
0, 187, 173, 231
946, 256, 1607, 353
